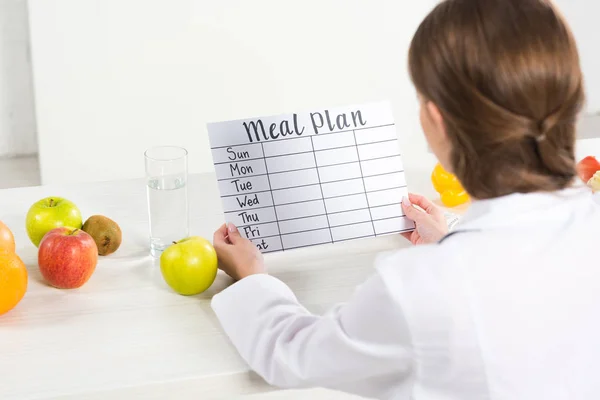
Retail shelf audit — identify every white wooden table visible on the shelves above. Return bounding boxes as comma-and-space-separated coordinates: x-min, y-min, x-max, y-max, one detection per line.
0, 173, 424, 400
3, 137, 598, 400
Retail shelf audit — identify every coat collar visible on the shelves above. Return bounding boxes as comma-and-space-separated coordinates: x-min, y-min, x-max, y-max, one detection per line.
453, 183, 596, 233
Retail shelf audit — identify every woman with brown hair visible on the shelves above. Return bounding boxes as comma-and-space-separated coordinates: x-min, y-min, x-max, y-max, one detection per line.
211, 0, 600, 398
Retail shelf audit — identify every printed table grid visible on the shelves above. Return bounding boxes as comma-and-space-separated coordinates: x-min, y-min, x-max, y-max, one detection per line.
209, 108, 415, 253
216, 138, 412, 251
310, 135, 334, 244
260, 143, 285, 251
352, 129, 376, 235
212, 140, 399, 166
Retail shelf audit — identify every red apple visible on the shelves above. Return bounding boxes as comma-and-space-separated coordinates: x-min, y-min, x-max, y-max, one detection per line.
38, 227, 98, 289
577, 156, 600, 183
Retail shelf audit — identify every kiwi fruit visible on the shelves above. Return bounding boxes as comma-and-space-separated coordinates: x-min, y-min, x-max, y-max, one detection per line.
82, 215, 122, 256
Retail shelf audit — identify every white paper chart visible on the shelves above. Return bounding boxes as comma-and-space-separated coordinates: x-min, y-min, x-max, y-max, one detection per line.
207, 102, 415, 253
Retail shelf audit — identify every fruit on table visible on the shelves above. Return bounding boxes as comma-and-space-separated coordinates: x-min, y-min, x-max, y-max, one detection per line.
82, 215, 122, 256
26, 197, 83, 247
577, 156, 600, 184
431, 163, 470, 207
0, 220, 15, 253
38, 227, 98, 289
440, 190, 470, 208
588, 171, 600, 192
160, 236, 218, 296
0, 251, 28, 316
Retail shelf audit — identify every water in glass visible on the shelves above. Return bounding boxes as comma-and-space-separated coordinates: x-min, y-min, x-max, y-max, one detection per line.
146, 173, 188, 257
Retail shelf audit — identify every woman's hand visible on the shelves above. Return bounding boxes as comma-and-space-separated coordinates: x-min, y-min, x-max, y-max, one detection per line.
213, 223, 266, 281
401, 193, 448, 245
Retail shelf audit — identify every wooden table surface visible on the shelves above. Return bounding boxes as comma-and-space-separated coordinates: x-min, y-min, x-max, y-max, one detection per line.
0, 173, 427, 400
4, 137, 598, 399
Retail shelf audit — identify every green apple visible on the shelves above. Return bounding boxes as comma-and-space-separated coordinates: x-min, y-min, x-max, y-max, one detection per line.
160, 236, 218, 296
26, 197, 83, 247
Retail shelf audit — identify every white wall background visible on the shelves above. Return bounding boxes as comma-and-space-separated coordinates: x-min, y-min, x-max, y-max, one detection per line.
0, 0, 37, 158
25, 0, 600, 185
557, 0, 600, 115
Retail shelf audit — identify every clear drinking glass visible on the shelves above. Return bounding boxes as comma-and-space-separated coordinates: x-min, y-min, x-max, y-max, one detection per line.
145, 146, 189, 258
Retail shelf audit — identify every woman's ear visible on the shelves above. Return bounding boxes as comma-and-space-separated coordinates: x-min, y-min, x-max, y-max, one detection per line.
425, 101, 446, 139
421, 100, 453, 171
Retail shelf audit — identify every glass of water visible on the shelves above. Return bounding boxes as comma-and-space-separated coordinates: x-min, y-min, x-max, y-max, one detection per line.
145, 146, 189, 258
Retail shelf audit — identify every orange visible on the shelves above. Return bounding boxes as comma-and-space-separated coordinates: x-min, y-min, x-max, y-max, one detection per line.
431, 163, 464, 193
0, 251, 28, 315
431, 163, 470, 207
440, 190, 470, 208
0, 220, 15, 253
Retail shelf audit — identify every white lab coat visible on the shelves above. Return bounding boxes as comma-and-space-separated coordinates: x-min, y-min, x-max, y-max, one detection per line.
211, 186, 600, 400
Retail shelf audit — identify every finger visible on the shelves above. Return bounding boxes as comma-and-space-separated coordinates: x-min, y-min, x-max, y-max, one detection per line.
402, 197, 425, 223
227, 222, 242, 244
407, 193, 434, 212
408, 193, 443, 216
213, 223, 228, 246
400, 232, 413, 241
401, 230, 419, 246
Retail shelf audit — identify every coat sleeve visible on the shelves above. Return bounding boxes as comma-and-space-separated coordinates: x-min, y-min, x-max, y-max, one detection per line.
211, 271, 415, 398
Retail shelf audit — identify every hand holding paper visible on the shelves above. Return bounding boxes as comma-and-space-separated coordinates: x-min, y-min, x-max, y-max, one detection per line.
213, 223, 266, 281
401, 194, 448, 245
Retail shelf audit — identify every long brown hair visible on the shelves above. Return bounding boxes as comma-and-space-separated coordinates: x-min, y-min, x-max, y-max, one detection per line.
409, 0, 585, 199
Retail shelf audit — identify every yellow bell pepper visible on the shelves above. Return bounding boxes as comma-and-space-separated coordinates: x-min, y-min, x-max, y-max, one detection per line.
431, 163, 470, 207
